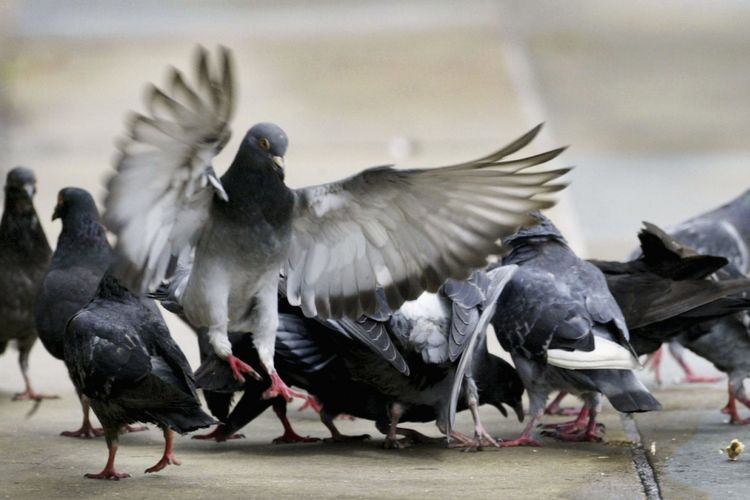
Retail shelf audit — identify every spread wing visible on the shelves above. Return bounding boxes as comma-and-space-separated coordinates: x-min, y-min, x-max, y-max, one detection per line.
103, 46, 235, 294
284, 125, 569, 318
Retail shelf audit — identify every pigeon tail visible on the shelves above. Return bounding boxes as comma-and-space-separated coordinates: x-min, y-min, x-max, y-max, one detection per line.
583, 369, 662, 413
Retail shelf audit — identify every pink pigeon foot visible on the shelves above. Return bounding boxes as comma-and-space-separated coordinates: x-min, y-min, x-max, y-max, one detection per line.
227, 354, 261, 383
262, 372, 306, 402
12, 389, 59, 402
192, 425, 245, 441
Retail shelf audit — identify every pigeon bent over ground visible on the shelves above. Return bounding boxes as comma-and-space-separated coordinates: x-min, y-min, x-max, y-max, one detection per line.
491, 212, 661, 446
103, 47, 570, 403
0, 167, 53, 401
65, 274, 214, 479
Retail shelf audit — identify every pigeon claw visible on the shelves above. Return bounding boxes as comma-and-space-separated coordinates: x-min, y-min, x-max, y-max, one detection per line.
12, 390, 59, 402
498, 434, 544, 448
192, 425, 245, 442
262, 372, 300, 402
272, 429, 321, 444
226, 354, 261, 383
681, 374, 723, 384
61, 423, 105, 439
85, 469, 131, 480
145, 453, 181, 474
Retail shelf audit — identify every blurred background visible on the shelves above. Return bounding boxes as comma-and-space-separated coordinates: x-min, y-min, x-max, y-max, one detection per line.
1, 0, 749, 389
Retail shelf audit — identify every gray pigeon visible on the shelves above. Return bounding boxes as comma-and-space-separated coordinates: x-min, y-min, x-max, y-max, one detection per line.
65, 274, 214, 479
491, 212, 661, 446
647, 191, 750, 423
35, 188, 143, 437
0, 167, 53, 401
103, 47, 569, 402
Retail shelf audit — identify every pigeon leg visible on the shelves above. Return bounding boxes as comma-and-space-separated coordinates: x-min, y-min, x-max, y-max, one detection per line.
450, 398, 500, 451
541, 406, 595, 433
721, 384, 750, 424
261, 371, 306, 402
271, 398, 320, 444
547, 407, 604, 442
321, 411, 370, 442
669, 342, 722, 384
191, 424, 246, 441
85, 433, 130, 480
62, 396, 105, 438
544, 391, 579, 416
645, 347, 664, 386
123, 424, 148, 433
226, 354, 262, 383
298, 394, 323, 413
499, 416, 544, 448
145, 428, 181, 473
383, 403, 412, 449
12, 347, 59, 401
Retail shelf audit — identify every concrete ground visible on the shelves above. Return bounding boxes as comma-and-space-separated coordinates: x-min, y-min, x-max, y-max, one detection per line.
2, 1, 750, 498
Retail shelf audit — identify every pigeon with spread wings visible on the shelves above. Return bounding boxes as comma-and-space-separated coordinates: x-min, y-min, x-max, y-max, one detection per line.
103, 46, 569, 401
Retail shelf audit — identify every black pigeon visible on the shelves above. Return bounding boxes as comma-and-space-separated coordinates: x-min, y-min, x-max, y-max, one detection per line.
65, 274, 214, 479
194, 291, 525, 449
103, 46, 569, 402
35, 188, 135, 437
0, 167, 53, 401
491, 212, 661, 446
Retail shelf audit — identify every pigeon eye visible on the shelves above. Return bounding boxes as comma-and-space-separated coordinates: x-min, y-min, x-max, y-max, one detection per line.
259, 137, 271, 151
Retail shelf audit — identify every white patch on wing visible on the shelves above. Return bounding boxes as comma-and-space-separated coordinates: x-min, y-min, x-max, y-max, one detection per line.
547, 336, 639, 370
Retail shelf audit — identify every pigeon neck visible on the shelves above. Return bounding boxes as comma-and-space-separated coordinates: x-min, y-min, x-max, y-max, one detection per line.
0, 190, 51, 260
220, 154, 294, 215
56, 211, 111, 260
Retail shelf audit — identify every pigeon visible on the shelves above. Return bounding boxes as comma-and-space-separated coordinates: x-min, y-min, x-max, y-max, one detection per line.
35, 187, 143, 437
491, 212, 661, 446
0, 167, 53, 401
643, 190, 750, 382
643, 193, 750, 423
64, 273, 214, 479
103, 46, 569, 402
194, 286, 525, 449
593, 222, 750, 357
547, 222, 750, 415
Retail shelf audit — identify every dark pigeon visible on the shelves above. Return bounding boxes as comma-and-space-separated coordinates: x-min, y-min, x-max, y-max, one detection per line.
593, 222, 750, 357
103, 46, 569, 402
491, 212, 661, 446
649, 191, 750, 422
65, 274, 214, 479
0, 167, 53, 401
193, 290, 525, 449
35, 187, 144, 437
547, 222, 750, 415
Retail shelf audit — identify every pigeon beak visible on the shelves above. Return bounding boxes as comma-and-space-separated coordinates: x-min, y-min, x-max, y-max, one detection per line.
514, 402, 525, 422
272, 155, 285, 179
52, 203, 62, 221
23, 183, 36, 199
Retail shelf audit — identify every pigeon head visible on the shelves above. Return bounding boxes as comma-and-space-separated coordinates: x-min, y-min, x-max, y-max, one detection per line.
241, 122, 288, 180
5, 166, 37, 200
479, 356, 526, 422
52, 187, 100, 222
502, 210, 567, 248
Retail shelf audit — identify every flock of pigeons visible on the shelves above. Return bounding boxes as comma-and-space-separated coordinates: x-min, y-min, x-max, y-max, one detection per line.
2, 46, 750, 480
